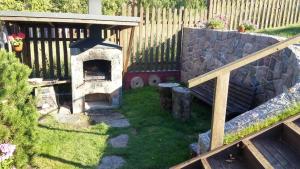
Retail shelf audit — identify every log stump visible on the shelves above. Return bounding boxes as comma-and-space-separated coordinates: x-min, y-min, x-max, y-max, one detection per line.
172, 87, 192, 121
158, 83, 180, 111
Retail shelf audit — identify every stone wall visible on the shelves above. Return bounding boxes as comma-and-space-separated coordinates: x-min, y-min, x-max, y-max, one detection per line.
181, 28, 300, 106
181, 28, 300, 154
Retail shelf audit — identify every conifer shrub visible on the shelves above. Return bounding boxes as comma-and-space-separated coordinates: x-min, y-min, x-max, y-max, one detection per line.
0, 50, 38, 168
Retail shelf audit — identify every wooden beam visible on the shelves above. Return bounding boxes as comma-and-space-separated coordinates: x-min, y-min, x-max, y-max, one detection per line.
188, 34, 300, 88
201, 158, 212, 169
210, 72, 230, 150
123, 27, 135, 76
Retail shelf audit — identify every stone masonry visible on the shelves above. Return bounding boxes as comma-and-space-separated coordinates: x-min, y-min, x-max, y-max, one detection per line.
181, 28, 300, 154
71, 42, 123, 113
181, 28, 300, 106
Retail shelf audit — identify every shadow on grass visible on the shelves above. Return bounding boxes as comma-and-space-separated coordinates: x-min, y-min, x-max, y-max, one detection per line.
39, 154, 95, 168
38, 124, 106, 136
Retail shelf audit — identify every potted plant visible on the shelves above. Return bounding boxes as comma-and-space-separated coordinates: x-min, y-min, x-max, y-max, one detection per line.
238, 24, 246, 32
238, 21, 257, 32
206, 16, 227, 30
8, 32, 26, 52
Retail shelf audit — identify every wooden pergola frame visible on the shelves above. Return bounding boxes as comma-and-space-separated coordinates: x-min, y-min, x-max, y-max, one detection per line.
0, 10, 140, 76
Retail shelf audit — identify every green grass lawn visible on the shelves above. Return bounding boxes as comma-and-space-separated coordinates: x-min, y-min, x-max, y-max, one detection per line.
32, 87, 211, 169
258, 24, 300, 37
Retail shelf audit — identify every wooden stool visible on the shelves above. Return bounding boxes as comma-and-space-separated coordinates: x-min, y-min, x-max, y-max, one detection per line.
158, 83, 180, 111
172, 87, 192, 121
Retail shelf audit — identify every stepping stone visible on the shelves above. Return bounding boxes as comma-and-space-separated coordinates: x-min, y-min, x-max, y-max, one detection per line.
98, 156, 125, 169
88, 111, 130, 128
53, 105, 90, 127
109, 134, 129, 148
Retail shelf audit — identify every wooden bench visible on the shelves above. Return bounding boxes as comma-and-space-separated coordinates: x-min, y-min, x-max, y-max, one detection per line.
191, 80, 255, 116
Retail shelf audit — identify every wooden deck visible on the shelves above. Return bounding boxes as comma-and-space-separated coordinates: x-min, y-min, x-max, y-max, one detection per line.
170, 113, 300, 169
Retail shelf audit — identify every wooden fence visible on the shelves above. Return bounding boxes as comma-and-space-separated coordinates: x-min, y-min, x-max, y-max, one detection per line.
122, 5, 207, 72
3, 1, 300, 79
208, 0, 300, 30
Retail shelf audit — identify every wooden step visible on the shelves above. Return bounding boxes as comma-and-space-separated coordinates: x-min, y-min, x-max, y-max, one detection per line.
251, 124, 300, 169
242, 140, 273, 169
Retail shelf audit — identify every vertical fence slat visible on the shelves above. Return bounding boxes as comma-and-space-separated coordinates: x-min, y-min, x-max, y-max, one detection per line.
40, 27, 47, 78
149, 7, 155, 71
132, 6, 138, 68
286, 0, 293, 25
32, 26, 40, 77
237, 0, 243, 27
261, 0, 268, 29
47, 27, 54, 78
295, 0, 300, 23
166, 8, 172, 70
176, 8, 183, 70
282, 0, 289, 26
62, 27, 68, 78
55, 27, 62, 78
161, 8, 166, 70
273, 0, 280, 27
171, 8, 177, 70
24, 25, 32, 69
290, 0, 297, 25
144, 7, 149, 70
155, 8, 161, 71
244, 0, 249, 22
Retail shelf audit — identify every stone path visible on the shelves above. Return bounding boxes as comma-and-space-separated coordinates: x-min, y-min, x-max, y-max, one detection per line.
93, 111, 130, 169
88, 111, 130, 128
98, 156, 125, 169
109, 134, 129, 148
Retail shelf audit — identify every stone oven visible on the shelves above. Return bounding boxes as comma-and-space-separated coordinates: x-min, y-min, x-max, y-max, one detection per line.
71, 42, 123, 113
68, 0, 138, 114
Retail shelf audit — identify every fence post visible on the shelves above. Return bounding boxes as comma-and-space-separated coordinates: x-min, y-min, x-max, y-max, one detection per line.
210, 72, 230, 150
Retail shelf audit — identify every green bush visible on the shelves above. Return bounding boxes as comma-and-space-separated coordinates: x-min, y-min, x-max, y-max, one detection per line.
0, 50, 38, 168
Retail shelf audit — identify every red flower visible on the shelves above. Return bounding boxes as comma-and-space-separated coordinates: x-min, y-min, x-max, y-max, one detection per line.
17, 32, 26, 39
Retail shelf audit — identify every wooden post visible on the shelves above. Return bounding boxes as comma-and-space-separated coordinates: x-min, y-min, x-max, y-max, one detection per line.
210, 72, 230, 150
123, 27, 135, 76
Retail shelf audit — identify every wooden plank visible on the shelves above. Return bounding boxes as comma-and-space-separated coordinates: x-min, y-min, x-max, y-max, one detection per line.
248, 0, 254, 22
166, 8, 172, 70
231, 0, 238, 29
208, 0, 214, 19
273, 0, 280, 27
171, 114, 300, 169
40, 27, 47, 78
171, 8, 177, 70
256, 0, 263, 28
290, 0, 297, 24
264, 0, 272, 28
201, 158, 212, 169
286, 0, 293, 25
123, 27, 135, 75
252, 0, 259, 26
138, 6, 144, 71
24, 25, 32, 68
144, 7, 149, 70
294, 0, 300, 24
54, 27, 61, 78
242, 139, 274, 169
188, 34, 300, 88
176, 8, 183, 70
132, 6, 138, 68
282, 0, 289, 26
260, 0, 268, 29
149, 7, 155, 71
32, 26, 40, 77
270, 0, 277, 27
61, 27, 68, 78
161, 8, 166, 70
210, 72, 230, 150
47, 27, 54, 78
238, 0, 245, 26
244, 0, 249, 22
155, 8, 161, 71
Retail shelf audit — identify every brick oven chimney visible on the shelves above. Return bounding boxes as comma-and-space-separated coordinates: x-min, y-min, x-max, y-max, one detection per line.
88, 0, 102, 40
